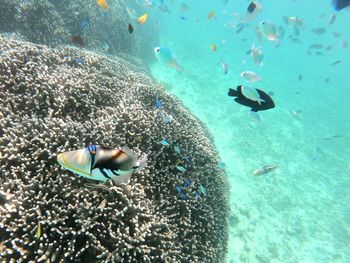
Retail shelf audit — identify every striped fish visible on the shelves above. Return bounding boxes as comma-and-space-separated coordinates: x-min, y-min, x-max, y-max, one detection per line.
57, 145, 147, 185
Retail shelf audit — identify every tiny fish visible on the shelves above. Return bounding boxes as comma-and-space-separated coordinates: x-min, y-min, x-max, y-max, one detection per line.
330, 60, 341, 65
207, 11, 216, 19
180, 3, 189, 13
312, 27, 326, 35
81, 20, 89, 29
340, 40, 348, 48
249, 44, 264, 66
240, 71, 261, 83
162, 113, 173, 124
128, 23, 134, 34
210, 44, 217, 52
218, 160, 226, 170
69, 35, 84, 46
96, 0, 108, 11
200, 184, 207, 196
298, 74, 303, 81
155, 99, 162, 109
333, 31, 341, 38
220, 61, 228, 74
328, 14, 337, 25
291, 38, 302, 44
138, 13, 148, 24
182, 178, 191, 188
75, 58, 84, 65
174, 146, 181, 154
309, 44, 324, 49
252, 165, 278, 176
182, 156, 191, 163
291, 110, 301, 120
180, 16, 186, 20
258, 21, 279, 41
36, 222, 42, 239
325, 77, 330, 83
176, 166, 186, 172
159, 139, 170, 146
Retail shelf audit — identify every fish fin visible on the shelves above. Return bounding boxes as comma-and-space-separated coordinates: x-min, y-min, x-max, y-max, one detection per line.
257, 98, 265, 105
120, 146, 138, 163
135, 154, 148, 172
251, 108, 259, 112
168, 61, 183, 72
228, 88, 239, 97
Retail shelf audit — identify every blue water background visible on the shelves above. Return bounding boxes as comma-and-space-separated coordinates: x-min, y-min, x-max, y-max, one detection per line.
138, 0, 350, 262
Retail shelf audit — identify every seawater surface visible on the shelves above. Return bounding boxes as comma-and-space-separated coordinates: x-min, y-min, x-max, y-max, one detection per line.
147, 0, 350, 262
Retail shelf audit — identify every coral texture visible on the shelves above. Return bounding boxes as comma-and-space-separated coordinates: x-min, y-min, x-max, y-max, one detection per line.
0, 0, 158, 60
0, 36, 229, 263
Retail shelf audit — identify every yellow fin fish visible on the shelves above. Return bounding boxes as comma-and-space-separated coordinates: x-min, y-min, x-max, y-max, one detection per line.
36, 222, 42, 239
138, 13, 148, 24
96, 0, 108, 11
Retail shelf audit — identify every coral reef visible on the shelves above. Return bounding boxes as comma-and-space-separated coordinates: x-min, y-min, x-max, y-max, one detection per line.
0, 36, 229, 262
0, 0, 158, 60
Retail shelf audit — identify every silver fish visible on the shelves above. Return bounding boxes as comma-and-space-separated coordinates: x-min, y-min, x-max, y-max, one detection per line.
253, 165, 278, 176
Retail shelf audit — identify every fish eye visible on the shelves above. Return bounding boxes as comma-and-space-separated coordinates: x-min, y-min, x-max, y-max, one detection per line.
156, 48, 160, 52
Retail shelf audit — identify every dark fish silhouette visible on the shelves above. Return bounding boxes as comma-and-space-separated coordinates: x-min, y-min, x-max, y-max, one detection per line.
228, 86, 275, 112
69, 35, 84, 46
128, 23, 134, 34
247, 2, 257, 13
332, 0, 350, 10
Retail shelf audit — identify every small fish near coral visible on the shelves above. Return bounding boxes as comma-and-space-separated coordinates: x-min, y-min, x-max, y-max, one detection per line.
69, 35, 85, 47
57, 145, 147, 185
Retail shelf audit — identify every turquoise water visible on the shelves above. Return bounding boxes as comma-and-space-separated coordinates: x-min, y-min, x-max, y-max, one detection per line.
146, 0, 350, 262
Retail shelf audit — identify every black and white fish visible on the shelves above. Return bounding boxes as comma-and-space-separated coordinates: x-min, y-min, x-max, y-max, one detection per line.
228, 86, 275, 112
57, 145, 147, 185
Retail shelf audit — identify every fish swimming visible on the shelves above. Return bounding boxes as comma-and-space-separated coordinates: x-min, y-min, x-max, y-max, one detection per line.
249, 44, 264, 66
240, 71, 261, 82
154, 46, 182, 71
241, 86, 264, 105
228, 86, 275, 112
69, 35, 84, 46
258, 21, 279, 41
210, 44, 217, 52
128, 23, 134, 34
253, 165, 278, 176
96, 0, 108, 11
332, 0, 350, 11
57, 145, 147, 185
138, 13, 148, 24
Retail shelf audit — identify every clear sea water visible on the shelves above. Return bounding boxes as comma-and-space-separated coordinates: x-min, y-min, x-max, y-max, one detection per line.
145, 0, 350, 262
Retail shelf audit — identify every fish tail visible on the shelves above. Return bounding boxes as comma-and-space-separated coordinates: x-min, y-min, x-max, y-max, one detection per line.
121, 146, 138, 163
135, 154, 148, 172
228, 88, 239, 97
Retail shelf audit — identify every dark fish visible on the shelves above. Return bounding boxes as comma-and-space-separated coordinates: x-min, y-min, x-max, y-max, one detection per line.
247, 2, 257, 13
312, 28, 326, 35
323, 135, 342, 140
69, 35, 84, 46
328, 14, 337, 25
309, 44, 324, 49
333, 31, 341, 37
228, 86, 275, 112
325, 77, 330, 83
298, 75, 303, 81
330, 60, 341, 65
332, 0, 350, 11
128, 23, 134, 34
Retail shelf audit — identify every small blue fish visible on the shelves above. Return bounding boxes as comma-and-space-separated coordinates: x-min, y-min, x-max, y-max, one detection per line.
153, 46, 182, 71
200, 184, 207, 197
103, 43, 109, 51
180, 16, 186, 20
176, 166, 186, 172
175, 185, 181, 193
174, 146, 180, 154
193, 191, 201, 198
75, 58, 84, 65
155, 99, 162, 109
218, 160, 226, 170
159, 139, 170, 146
179, 192, 187, 200
182, 156, 191, 163
81, 20, 89, 29
182, 178, 191, 188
